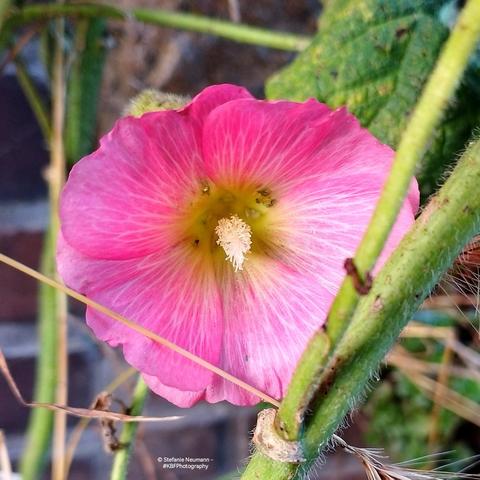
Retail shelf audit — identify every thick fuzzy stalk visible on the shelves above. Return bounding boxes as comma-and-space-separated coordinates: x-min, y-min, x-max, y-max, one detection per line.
327, 0, 480, 344
242, 138, 480, 478
266, 0, 480, 452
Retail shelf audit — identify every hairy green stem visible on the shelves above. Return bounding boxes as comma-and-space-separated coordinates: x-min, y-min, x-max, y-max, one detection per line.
327, 0, 480, 345
14, 57, 52, 141
19, 226, 58, 480
243, 137, 480, 478
3, 3, 311, 51
266, 0, 480, 450
275, 331, 330, 441
110, 376, 149, 480
299, 137, 480, 476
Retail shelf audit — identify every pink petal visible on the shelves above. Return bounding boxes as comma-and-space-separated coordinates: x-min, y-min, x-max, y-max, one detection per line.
201, 98, 419, 216
201, 131, 418, 404
179, 83, 252, 126
205, 259, 335, 405
277, 174, 418, 277
61, 111, 205, 260
142, 374, 205, 408
58, 234, 222, 393
202, 98, 352, 189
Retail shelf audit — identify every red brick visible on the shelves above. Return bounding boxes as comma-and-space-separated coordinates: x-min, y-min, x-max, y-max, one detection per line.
0, 232, 43, 322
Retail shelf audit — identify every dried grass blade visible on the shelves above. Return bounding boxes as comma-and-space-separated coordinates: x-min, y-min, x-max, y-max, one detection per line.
0, 348, 180, 423
400, 369, 480, 427
0, 430, 12, 480
0, 252, 280, 407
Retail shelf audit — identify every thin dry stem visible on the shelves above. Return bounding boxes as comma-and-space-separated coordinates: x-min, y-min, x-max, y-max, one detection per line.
449, 339, 480, 370
428, 331, 455, 452
423, 294, 479, 310
401, 370, 480, 428
400, 324, 455, 339
388, 348, 480, 382
50, 9, 68, 479
334, 435, 480, 479
0, 25, 39, 73
392, 325, 480, 430
0, 348, 181, 424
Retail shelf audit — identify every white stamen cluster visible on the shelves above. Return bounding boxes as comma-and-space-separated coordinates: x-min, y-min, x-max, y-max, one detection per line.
215, 215, 252, 271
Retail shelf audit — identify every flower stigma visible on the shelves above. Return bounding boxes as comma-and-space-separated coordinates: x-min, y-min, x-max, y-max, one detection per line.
215, 215, 252, 271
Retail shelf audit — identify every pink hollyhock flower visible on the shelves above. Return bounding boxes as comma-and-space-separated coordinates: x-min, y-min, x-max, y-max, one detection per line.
57, 84, 419, 407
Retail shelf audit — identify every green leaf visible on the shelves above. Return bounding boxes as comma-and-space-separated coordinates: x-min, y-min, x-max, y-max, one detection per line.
65, 18, 106, 165
266, 0, 480, 199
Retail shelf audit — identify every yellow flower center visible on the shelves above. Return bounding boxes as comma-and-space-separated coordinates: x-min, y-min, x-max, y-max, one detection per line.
180, 182, 277, 271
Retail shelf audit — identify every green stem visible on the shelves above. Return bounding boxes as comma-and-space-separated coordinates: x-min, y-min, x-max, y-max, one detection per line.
327, 0, 480, 345
19, 226, 58, 480
0, 0, 11, 32
65, 17, 106, 165
275, 331, 330, 441
3, 3, 311, 51
110, 376, 149, 480
14, 57, 52, 141
268, 0, 480, 448
65, 19, 91, 165
243, 136, 480, 479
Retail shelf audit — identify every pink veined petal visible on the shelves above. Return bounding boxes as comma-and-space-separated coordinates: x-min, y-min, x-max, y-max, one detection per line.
58, 234, 223, 393
142, 374, 206, 408
204, 172, 418, 405
201, 98, 417, 201
276, 165, 418, 271
202, 99, 367, 190
61, 111, 205, 260
179, 83, 253, 126
205, 259, 335, 405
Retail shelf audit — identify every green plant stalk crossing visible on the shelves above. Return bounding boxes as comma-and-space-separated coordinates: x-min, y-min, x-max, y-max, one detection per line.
265, 0, 480, 449
14, 58, 52, 141
110, 376, 149, 480
65, 17, 106, 165
19, 226, 58, 480
275, 331, 330, 441
242, 137, 480, 478
327, 0, 480, 345
2, 3, 311, 51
